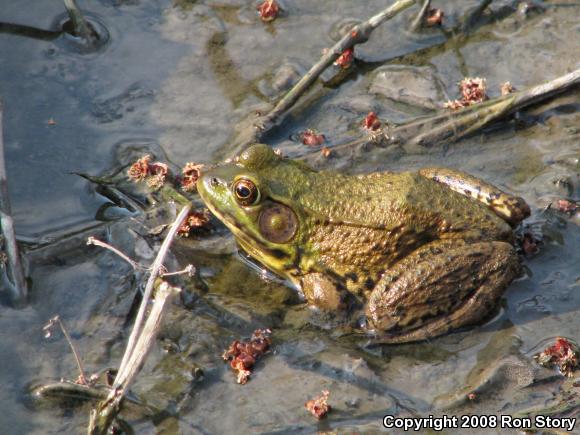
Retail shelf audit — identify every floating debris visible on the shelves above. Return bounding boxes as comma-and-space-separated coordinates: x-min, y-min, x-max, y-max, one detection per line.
181, 162, 203, 192
321, 146, 333, 158
305, 390, 331, 419
501, 81, 515, 96
535, 338, 579, 377
300, 129, 326, 146
551, 199, 579, 215
146, 162, 169, 190
127, 155, 152, 182
425, 8, 444, 26
334, 47, 354, 69
257, 0, 280, 22
47, 118, 57, 126
444, 77, 487, 110
177, 209, 211, 237
222, 329, 272, 384
521, 232, 540, 256
363, 111, 381, 131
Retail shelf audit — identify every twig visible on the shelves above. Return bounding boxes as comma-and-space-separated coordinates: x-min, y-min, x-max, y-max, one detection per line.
115, 203, 191, 381
87, 236, 195, 277
304, 68, 580, 158
63, 0, 98, 45
232, 0, 416, 155
0, 99, 27, 302
410, 0, 431, 32
88, 281, 180, 435
87, 204, 191, 434
44, 316, 88, 385
87, 236, 147, 271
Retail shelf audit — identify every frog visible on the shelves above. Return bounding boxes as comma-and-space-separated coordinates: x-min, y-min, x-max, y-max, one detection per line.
197, 144, 530, 343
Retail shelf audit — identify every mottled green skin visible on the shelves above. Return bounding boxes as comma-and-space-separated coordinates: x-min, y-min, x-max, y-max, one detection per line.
198, 144, 529, 342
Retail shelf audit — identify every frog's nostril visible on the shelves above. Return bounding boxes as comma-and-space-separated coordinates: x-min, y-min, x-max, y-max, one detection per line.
210, 177, 219, 187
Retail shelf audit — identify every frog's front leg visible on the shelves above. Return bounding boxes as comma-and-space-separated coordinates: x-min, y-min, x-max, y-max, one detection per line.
300, 273, 350, 311
419, 167, 530, 226
366, 239, 520, 343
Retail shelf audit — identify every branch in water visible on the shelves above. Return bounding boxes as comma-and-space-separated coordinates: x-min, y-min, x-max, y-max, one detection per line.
231, 0, 417, 155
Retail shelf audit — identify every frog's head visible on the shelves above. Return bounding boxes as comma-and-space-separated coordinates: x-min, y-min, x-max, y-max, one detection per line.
197, 144, 314, 277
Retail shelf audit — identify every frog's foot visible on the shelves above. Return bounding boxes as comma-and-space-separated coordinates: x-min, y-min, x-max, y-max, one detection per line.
419, 167, 530, 226
365, 240, 519, 343
301, 273, 351, 311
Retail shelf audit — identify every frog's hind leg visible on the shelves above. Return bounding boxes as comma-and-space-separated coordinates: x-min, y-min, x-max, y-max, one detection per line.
366, 240, 520, 344
419, 167, 530, 226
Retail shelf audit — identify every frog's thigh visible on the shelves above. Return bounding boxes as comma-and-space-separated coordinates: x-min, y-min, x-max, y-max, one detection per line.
366, 240, 519, 343
419, 167, 530, 225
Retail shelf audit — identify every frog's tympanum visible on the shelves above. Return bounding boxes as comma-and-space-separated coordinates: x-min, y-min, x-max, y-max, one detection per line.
197, 144, 530, 343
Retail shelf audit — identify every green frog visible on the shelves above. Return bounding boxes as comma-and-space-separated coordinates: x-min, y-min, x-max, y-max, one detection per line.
197, 144, 530, 343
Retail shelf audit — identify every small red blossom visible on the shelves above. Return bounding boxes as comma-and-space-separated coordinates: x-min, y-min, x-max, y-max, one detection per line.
127, 155, 152, 182
552, 199, 579, 215
334, 47, 354, 69
501, 81, 515, 96
460, 77, 487, 104
177, 209, 211, 237
146, 162, 169, 190
300, 129, 325, 146
535, 337, 580, 377
257, 0, 280, 22
425, 8, 444, 26
181, 162, 203, 192
444, 77, 487, 110
467, 392, 477, 401
222, 329, 272, 384
363, 111, 381, 131
305, 390, 331, 419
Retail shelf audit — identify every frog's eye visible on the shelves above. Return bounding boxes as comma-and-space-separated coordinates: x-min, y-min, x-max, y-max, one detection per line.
233, 178, 260, 206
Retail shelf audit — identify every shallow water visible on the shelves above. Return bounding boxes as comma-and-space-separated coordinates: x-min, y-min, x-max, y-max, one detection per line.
0, 0, 579, 433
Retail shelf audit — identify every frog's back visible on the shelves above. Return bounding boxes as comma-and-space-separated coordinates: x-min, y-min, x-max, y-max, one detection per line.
298, 170, 510, 240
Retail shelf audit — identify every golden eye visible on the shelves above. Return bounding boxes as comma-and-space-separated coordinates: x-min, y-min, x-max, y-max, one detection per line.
233, 178, 260, 206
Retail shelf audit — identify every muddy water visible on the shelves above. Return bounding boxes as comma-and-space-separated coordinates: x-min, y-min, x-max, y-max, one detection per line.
0, 0, 579, 433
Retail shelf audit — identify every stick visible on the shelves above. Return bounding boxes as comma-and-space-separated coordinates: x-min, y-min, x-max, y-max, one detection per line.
87, 237, 148, 271
114, 203, 191, 380
232, 0, 416, 155
87, 205, 190, 434
63, 0, 98, 45
305, 68, 580, 158
88, 281, 179, 435
410, 0, 431, 32
44, 316, 88, 385
0, 99, 27, 302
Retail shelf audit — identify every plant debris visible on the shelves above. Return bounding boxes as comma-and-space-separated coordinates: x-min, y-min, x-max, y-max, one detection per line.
177, 209, 211, 236
47, 118, 57, 126
425, 8, 444, 26
305, 390, 331, 419
444, 77, 487, 110
535, 337, 580, 377
257, 0, 280, 22
321, 146, 333, 158
222, 329, 272, 384
501, 81, 515, 96
551, 199, 579, 215
181, 162, 203, 192
127, 155, 170, 190
300, 129, 326, 146
363, 111, 381, 131
334, 47, 354, 69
